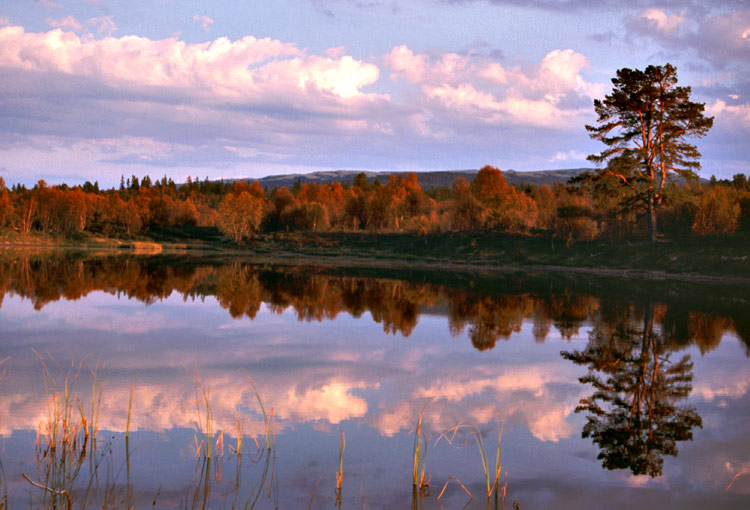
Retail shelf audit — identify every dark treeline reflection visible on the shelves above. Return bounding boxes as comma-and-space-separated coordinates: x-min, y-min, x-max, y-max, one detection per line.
1, 253, 749, 356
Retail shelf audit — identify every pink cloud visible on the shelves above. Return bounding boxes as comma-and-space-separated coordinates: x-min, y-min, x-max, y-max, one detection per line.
192, 14, 214, 33
46, 15, 82, 31
0, 26, 382, 103
384, 44, 427, 83
636, 8, 685, 35
385, 44, 600, 131
87, 15, 116, 36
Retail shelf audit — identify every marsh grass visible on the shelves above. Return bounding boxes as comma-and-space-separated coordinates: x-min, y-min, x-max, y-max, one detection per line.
16, 354, 143, 510
412, 402, 434, 496
467, 418, 506, 507
245, 373, 272, 450
183, 372, 278, 510
435, 415, 507, 509
335, 427, 345, 509
27, 355, 89, 509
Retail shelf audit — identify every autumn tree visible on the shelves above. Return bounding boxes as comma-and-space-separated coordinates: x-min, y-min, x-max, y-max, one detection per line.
217, 191, 265, 242
585, 64, 713, 241
691, 186, 740, 235
0, 177, 13, 227
450, 177, 485, 230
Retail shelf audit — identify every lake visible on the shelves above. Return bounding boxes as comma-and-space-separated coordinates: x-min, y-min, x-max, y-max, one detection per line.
0, 252, 749, 509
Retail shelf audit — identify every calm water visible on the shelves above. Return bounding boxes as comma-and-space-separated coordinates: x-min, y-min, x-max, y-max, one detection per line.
0, 253, 749, 509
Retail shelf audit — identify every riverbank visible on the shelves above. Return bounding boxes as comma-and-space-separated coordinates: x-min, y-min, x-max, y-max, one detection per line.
2, 227, 749, 282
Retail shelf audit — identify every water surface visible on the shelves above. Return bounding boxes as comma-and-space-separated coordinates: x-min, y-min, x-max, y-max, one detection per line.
0, 253, 749, 508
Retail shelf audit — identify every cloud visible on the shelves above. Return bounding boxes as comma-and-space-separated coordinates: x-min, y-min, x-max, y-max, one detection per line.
87, 15, 116, 36
707, 99, 750, 128
629, 8, 685, 36
192, 14, 214, 33
284, 380, 369, 423
0, 25, 392, 180
385, 45, 603, 131
551, 149, 587, 162
46, 15, 82, 31
383, 45, 427, 83
688, 9, 750, 65
694, 366, 750, 401
0, 26, 381, 103
370, 363, 585, 442
624, 7, 750, 68
0, 23, 614, 184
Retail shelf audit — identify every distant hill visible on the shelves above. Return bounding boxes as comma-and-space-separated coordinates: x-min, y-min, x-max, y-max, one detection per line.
228, 168, 591, 191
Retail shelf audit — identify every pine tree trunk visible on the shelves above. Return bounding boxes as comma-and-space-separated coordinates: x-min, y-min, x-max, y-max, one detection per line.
647, 194, 658, 242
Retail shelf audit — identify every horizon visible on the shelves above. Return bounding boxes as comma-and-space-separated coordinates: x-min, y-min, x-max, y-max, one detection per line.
2, 166, 594, 189
1, 1, 748, 188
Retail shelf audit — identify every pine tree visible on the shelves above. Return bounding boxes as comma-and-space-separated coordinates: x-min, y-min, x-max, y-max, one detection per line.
585, 64, 713, 241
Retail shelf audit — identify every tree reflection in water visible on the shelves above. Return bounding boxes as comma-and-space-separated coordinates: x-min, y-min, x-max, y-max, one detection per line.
562, 302, 702, 477
0, 254, 748, 357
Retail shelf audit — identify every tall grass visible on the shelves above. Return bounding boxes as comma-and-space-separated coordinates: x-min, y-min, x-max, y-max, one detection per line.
25, 355, 89, 510
184, 372, 278, 510
245, 372, 272, 450
18, 355, 141, 510
435, 415, 507, 508
412, 402, 432, 495
468, 417, 506, 505
335, 427, 345, 509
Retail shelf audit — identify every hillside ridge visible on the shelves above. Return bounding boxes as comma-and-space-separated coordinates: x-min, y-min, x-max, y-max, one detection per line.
226, 168, 591, 190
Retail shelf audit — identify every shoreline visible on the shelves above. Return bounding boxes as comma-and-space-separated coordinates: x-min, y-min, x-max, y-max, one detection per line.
3, 237, 750, 285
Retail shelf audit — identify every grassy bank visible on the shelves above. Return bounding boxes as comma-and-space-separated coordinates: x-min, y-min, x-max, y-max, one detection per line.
2, 227, 749, 279
243, 231, 750, 279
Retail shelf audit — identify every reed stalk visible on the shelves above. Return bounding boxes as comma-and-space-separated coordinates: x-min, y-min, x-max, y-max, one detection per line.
194, 375, 213, 459
125, 382, 134, 510
412, 402, 432, 495
335, 427, 345, 505
245, 373, 271, 450
25, 353, 90, 510
468, 417, 504, 500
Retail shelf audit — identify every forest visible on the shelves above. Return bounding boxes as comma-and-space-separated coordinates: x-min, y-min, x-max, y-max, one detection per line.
0, 165, 749, 245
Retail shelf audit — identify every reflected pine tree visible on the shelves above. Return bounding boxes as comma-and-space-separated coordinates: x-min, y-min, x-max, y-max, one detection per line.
562, 303, 702, 477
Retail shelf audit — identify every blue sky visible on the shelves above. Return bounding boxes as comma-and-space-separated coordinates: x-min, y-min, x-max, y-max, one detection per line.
1, 0, 748, 187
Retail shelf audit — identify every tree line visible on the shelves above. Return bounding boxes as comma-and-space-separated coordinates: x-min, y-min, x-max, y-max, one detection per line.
0, 63, 745, 243
1, 166, 748, 243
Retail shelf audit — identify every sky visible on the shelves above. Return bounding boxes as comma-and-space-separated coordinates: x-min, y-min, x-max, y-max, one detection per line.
0, 0, 748, 188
